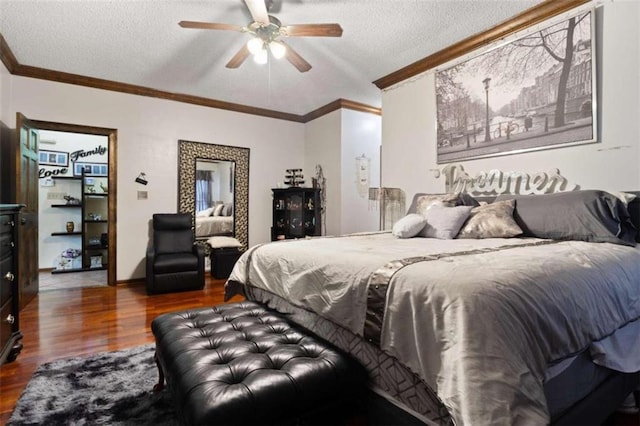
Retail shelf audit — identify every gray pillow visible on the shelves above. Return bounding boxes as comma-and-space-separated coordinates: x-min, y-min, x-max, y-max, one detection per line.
495, 190, 637, 246
419, 205, 473, 239
457, 199, 523, 239
392, 214, 428, 238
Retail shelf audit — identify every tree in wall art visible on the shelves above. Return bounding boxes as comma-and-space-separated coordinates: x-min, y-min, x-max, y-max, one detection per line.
436, 10, 595, 163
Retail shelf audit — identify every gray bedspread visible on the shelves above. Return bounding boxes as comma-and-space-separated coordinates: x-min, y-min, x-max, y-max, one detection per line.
226, 233, 640, 425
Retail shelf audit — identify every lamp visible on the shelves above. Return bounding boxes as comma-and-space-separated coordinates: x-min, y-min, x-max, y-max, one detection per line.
253, 48, 268, 64
369, 187, 405, 230
246, 33, 287, 64
269, 41, 286, 59
247, 37, 264, 55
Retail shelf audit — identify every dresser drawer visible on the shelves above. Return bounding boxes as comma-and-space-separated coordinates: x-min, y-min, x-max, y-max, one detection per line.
0, 232, 13, 260
0, 299, 13, 352
0, 215, 14, 235
0, 256, 14, 306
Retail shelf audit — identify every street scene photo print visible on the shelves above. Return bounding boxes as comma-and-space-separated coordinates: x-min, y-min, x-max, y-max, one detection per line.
436, 10, 595, 163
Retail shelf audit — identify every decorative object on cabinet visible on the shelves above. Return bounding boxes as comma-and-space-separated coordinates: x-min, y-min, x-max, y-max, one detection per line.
314, 164, 327, 235
0, 204, 24, 366
284, 168, 304, 187
271, 187, 321, 241
64, 195, 81, 205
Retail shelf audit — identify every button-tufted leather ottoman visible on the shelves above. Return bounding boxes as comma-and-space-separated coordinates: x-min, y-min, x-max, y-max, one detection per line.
151, 301, 367, 425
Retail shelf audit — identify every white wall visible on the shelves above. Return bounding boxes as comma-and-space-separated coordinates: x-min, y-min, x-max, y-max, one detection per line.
37, 130, 109, 269
340, 109, 381, 233
304, 110, 342, 236
382, 1, 640, 199
304, 109, 382, 236
5, 76, 305, 281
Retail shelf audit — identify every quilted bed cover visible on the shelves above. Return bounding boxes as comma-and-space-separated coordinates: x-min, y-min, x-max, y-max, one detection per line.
227, 233, 640, 425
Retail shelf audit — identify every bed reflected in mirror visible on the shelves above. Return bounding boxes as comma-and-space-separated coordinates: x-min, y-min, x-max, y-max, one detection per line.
178, 140, 249, 249
195, 160, 235, 239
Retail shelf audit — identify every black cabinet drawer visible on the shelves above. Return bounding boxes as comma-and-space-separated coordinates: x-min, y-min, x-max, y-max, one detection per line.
0, 299, 13, 353
0, 256, 13, 306
0, 215, 14, 235
0, 232, 13, 260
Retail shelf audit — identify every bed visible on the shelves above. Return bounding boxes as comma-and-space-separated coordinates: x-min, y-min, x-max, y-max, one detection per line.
225, 189, 640, 425
195, 204, 234, 238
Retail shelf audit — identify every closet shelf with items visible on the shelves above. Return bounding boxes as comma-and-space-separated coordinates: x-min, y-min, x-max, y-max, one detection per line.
50, 172, 108, 273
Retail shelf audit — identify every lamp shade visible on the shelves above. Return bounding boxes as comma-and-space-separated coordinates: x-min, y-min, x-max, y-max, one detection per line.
253, 48, 268, 64
269, 41, 287, 59
247, 37, 264, 55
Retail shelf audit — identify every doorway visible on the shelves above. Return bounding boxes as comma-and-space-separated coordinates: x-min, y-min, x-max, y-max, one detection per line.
28, 118, 117, 290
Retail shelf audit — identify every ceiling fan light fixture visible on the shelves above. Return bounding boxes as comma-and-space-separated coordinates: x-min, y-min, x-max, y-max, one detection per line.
247, 37, 264, 55
269, 40, 286, 59
253, 48, 268, 64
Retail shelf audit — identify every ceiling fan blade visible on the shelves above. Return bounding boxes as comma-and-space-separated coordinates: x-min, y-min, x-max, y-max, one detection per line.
280, 41, 311, 73
226, 44, 251, 69
283, 24, 343, 37
179, 21, 244, 32
244, 0, 270, 25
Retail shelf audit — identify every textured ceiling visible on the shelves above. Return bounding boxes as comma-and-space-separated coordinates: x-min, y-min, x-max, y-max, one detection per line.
0, 0, 543, 116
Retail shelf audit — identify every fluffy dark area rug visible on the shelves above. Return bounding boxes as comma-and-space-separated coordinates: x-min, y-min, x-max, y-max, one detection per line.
8, 344, 180, 425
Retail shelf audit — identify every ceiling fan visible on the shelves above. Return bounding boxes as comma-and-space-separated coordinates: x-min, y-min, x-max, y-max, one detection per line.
179, 0, 343, 73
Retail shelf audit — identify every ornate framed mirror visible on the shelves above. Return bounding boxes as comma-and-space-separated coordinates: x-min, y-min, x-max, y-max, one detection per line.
178, 140, 249, 249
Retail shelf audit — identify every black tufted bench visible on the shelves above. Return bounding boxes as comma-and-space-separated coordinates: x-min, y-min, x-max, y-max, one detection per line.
151, 301, 367, 425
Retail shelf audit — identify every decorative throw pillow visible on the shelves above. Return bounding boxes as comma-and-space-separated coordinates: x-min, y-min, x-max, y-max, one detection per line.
207, 236, 242, 249
213, 204, 225, 216
195, 207, 214, 218
496, 190, 637, 246
419, 205, 473, 239
222, 202, 234, 217
392, 214, 428, 238
457, 199, 523, 239
415, 193, 460, 216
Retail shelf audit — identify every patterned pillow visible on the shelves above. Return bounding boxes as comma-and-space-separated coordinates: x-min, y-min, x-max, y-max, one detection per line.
457, 199, 523, 239
392, 214, 428, 238
415, 193, 460, 215
213, 204, 225, 216
419, 204, 473, 239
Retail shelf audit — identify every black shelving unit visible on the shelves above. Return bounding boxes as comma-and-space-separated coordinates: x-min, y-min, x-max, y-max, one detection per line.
50, 173, 108, 273
271, 187, 321, 241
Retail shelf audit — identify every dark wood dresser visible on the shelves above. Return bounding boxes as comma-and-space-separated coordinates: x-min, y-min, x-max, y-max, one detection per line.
0, 204, 23, 365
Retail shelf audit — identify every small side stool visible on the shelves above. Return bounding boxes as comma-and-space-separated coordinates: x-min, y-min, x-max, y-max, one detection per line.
206, 236, 243, 279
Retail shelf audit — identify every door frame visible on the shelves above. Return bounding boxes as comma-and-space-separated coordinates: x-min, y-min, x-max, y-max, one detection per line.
30, 118, 117, 286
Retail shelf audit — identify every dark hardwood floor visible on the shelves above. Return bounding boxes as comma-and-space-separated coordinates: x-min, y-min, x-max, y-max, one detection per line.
0, 276, 243, 423
0, 276, 638, 425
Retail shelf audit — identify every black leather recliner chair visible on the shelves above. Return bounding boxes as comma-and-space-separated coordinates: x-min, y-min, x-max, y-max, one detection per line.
146, 213, 205, 294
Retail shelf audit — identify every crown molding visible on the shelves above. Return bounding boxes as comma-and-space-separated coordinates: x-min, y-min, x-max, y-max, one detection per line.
302, 99, 381, 122
0, 32, 379, 123
373, 0, 591, 90
0, 33, 18, 73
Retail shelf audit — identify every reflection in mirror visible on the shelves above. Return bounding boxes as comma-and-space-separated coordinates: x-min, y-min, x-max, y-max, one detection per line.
195, 160, 235, 239
178, 140, 249, 250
